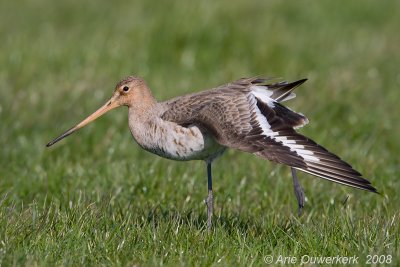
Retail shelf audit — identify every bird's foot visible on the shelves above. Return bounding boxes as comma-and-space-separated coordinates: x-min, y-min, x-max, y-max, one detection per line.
292, 168, 305, 216
205, 190, 213, 231
297, 201, 304, 216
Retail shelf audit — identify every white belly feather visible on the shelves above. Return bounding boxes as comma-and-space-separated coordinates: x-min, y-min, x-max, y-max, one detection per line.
129, 117, 225, 161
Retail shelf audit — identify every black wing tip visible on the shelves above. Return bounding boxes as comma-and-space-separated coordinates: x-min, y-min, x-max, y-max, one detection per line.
240, 77, 308, 88
360, 182, 379, 194
284, 133, 378, 194
368, 185, 380, 194
290, 78, 308, 87
295, 164, 378, 194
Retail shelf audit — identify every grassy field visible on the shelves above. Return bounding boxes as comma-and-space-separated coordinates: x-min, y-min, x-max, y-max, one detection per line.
1, 0, 399, 266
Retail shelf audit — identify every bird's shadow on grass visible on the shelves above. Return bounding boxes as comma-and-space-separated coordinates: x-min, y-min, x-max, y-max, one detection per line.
143, 205, 300, 236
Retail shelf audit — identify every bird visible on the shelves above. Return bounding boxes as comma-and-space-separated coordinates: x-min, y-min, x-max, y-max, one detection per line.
46, 76, 377, 230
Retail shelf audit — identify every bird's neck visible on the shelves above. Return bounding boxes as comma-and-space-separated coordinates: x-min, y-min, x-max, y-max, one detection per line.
127, 104, 165, 150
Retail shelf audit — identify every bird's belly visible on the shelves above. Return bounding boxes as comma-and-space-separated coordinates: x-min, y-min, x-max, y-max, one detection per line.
141, 124, 226, 161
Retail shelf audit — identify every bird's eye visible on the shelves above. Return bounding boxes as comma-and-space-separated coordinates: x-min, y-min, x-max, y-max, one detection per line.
123, 86, 130, 92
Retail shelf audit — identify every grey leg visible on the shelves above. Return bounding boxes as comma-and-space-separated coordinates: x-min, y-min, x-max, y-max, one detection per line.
291, 168, 305, 216
205, 162, 213, 230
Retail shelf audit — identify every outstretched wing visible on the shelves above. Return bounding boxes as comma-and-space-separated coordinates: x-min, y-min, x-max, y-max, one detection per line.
216, 77, 307, 103
162, 78, 377, 192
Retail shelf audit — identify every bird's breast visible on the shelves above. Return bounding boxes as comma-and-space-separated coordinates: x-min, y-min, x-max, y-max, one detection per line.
129, 118, 225, 161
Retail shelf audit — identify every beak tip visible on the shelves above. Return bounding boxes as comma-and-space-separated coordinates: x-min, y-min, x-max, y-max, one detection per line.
46, 136, 63, 147
46, 139, 56, 147
46, 97, 117, 149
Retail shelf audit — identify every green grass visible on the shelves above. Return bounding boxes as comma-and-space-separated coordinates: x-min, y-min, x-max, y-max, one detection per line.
1, 0, 399, 266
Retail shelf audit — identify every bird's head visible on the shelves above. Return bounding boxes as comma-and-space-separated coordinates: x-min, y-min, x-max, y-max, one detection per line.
112, 76, 154, 107
46, 76, 153, 147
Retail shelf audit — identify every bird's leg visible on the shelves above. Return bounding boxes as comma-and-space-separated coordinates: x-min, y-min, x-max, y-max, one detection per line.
205, 162, 213, 231
291, 168, 305, 216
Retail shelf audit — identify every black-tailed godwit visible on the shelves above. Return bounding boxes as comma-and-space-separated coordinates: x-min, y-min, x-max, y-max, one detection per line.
47, 76, 377, 230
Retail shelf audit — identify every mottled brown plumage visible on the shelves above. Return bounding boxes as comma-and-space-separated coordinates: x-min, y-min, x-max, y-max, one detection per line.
47, 76, 377, 229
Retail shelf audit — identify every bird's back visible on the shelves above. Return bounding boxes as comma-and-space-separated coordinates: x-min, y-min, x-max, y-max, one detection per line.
161, 77, 376, 192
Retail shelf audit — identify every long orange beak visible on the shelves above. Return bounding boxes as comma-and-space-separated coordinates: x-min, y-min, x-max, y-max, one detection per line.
46, 96, 120, 147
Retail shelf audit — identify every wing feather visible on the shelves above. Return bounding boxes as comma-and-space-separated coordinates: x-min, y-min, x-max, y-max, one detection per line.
161, 77, 377, 193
